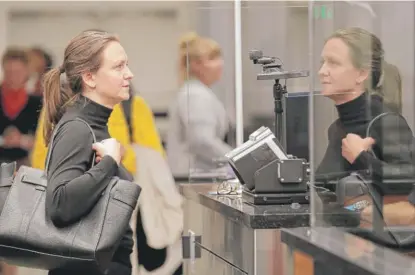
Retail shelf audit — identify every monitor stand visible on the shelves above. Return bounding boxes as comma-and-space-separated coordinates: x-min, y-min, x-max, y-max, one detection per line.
242, 188, 310, 205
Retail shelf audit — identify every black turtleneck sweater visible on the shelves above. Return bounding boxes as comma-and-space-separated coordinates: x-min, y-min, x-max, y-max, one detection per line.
316, 93, 415, 204
46, 96, 133, 275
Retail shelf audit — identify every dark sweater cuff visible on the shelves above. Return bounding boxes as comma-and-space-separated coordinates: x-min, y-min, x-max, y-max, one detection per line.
353, 150, 371, 170
111, 247, 132, 268
105, 262, 131, 275
97, 155, 118, 177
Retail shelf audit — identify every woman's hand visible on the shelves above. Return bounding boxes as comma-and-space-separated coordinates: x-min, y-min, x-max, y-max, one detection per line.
92, 138, 122, 165
2, 126, 22, 148
342, 133, 375, 164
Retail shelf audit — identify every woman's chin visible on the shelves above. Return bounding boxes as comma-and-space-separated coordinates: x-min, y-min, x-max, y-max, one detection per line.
119, 89, 131, 101
320, 89, 333, 98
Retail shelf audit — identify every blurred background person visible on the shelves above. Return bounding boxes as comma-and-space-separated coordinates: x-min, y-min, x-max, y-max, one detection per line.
166, 32, 233, 180
0, 47, 42, 168
26, 47, 54, 97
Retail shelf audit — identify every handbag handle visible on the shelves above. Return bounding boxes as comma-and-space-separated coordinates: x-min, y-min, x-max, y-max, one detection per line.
365, 112, 395, 159
45, 118, 97, 176
365, 112, 393, 139
365, 112, 411, 158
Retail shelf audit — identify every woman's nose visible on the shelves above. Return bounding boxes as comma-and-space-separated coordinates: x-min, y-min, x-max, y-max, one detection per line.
125, 67, 134, 79
318, 63, 328, 77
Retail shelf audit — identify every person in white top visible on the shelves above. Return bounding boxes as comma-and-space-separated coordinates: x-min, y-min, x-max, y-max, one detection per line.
167, 32, 233, 179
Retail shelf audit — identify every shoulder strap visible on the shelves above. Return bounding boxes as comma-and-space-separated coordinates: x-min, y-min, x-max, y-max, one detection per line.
45, 118, 97, 176
121, 98, 133, 142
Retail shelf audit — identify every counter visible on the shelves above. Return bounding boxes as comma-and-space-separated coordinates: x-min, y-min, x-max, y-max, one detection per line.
281, 227, 415, 275
180, 183, 360, 275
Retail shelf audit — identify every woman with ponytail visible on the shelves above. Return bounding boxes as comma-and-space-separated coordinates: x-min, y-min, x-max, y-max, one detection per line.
42, 29, 134, 275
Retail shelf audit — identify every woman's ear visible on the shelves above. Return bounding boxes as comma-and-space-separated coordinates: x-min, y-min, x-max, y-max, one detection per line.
81, 71, 96, 89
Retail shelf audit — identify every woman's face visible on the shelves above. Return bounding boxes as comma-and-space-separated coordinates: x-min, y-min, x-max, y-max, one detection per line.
318, 38, 368, 102
2, 59, 29, 90
85, 41, 133, 106
28, 51, 46, 75
193, 55, 223, 85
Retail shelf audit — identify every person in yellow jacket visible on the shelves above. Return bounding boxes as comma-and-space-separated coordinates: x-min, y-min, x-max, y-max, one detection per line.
31, 94, 164, 175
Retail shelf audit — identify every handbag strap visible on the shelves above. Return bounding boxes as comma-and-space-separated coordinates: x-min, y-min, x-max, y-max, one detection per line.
365, 112, 394, 138
365, 112, 411, 158
45, 117, 97, 176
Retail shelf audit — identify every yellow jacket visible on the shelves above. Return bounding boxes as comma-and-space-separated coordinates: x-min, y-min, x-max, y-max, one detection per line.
31, 96, 164, 175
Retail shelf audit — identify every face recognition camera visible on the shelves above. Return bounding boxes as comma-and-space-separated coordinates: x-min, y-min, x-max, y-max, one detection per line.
226, 126, 309, 205
249, 50, 277, 66
249, 50, 309, 144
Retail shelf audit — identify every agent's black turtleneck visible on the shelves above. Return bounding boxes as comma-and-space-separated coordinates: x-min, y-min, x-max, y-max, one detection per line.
46, 95, 133, 275
316, 92, 415, 204
316, 92, 383, 176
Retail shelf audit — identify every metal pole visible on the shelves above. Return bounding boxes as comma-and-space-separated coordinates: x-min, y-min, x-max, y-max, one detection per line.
234, 0, 244, 146
308, 0, 316, 228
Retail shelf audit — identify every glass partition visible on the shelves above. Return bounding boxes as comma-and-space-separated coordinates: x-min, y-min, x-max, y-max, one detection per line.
180, 1, 311, 187
309, 0, 415, 256
242, 1, 310, 156
174, 1, 236, 185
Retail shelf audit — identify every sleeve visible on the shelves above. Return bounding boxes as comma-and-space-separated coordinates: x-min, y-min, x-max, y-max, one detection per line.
395, 67, 403, 112
177, 91, 232, 164
131, 96, 164, 156
28, 96, 43, 134
30, 107, 48, 170
120, 143, 136, 175
353, 113, 415, 186
46, 120, 119, 227
315, 123, 337, 177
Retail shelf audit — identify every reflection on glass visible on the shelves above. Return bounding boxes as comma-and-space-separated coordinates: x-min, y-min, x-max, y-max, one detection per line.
310, 1, 415, 252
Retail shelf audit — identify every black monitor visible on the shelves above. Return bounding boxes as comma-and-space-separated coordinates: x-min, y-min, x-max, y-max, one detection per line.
284, 92, 309, 161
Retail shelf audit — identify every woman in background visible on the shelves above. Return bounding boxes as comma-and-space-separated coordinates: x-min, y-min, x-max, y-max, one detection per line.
0, 47, 41, 168
27, 47, 54, 97
167, 32, 232, 180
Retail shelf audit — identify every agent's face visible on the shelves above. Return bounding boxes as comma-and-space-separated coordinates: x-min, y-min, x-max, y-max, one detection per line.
2, 59, 29, 89
28, 51, 46, 74
203, 55, 223, 83
89, 41, 133, 106
318, 38, 368, 103
192, 55, 223, 86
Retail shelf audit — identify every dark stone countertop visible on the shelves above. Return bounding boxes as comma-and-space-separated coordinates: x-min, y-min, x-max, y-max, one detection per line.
281, 227, 415, 275
180, 183, 360, 229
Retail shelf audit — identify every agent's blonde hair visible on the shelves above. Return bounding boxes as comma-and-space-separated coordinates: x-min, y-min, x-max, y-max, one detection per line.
178, 32, 221, 83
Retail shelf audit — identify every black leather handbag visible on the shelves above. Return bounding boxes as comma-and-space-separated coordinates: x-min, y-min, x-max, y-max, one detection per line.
0, 118, 141, 271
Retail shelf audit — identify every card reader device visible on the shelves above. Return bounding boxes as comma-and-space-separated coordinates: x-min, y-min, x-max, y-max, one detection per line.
225, 126, 310, 205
